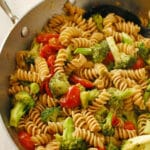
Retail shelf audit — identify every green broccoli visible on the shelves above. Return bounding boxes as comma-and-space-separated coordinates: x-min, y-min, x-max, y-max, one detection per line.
144, 82, 150, 103
74, 40, 110, 63
49, 72, 70, 97
122, 32, 134, 44
80, 89, 99, 108
101, 111, 115, 136
41, 106, 61, 123
92, 40, 110, 63
25, 40, 40, 65
106, 36, 136, 69
59, 117, 87, 150
10, 91, 35, 127
92, 14, 103, 31
30, 82, 40, 94
107, 87, 136, 110
95, 106, 108, 124
137, 43, 150, 65
106, 142, 119, 150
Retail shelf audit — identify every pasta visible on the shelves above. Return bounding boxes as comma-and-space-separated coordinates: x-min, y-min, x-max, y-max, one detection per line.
8, 1, 150, 150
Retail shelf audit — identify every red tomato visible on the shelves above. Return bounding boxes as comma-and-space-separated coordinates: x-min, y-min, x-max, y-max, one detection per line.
103, 51, 114, 65
97, 146, 106, 150
36, 33, 59, 44
47, 55, 56, 75
70, 75, 94, 88
132, 57, 145, 69
40, 44, 56, 59
124, 121, 135, 130
112, 115, 121, 127
18, 131, 35, 150
40, 77, 52, 97
48, 37, 63, 50
60, 85, 81, 108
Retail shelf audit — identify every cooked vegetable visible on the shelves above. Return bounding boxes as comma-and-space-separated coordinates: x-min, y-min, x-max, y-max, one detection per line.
101, 111, 115, 136
107, 87, 136, 109
30, 82, 40, 94
106, 36, 136, 69
137, 43, 150, 65
41, 106, 61, 122
60, 85, 81, 108
59, 117, 88, 150
92, 14, 103, 31
122, 32, 134, 44
49, 72, 70, 97
10, 91, 35, 127
80, 89, 99, 108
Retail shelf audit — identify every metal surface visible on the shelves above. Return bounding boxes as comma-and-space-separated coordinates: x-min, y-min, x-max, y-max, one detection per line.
0, 0, 18, 24
0, 0, 150, 149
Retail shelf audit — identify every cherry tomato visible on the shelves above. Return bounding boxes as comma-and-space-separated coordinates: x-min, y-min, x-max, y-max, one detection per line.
36, 33, 59, 44
60, 85, 81, 108
112, 115, 121, 127
40, 77, 52, 97
124, 121, 135, 130
132, 57, 145, 69
18, 131, 35, 150
47, 55, 56, 75
103, 51, 114, 65
48, 37, 63, 50
40, 44, 56, 59
70, 75, 94, 88
97, 146, 106, 150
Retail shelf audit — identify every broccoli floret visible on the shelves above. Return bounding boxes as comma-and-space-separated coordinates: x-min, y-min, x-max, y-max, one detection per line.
92, 14, 103, 31
106, 142, 119, 150
122, 111, 138, 129
106, 36, 136, 69
122, 32, 134, 44
80, 89, 99, 108
92, 40, 110, 63
137, 43, 150, 65
25, 41, 40, 65
49, 72, 70, 97
30, 82, 40, 94
107, 87, 136, 109
41, 107, 61, 123
144, 83, 150, 103
101, 111, 115, 136
10, 91, 35, 127
95, 106, 108, 124
59, 117, 88, 150
74, 48, 93, 56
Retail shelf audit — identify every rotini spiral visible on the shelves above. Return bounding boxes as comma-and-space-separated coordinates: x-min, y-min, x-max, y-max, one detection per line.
31, 133, 52, 146
35, 56, 50, 81
114, 127, 137, 139
82, 110, 101, 132
54, 48, 68, 73
73, 127, 104, 148
88, 89, 111, 113
47, 122, 63, 134
15, 69, 41, 83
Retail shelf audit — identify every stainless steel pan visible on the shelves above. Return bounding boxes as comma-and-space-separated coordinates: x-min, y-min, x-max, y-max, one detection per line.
0, 0, 150, 149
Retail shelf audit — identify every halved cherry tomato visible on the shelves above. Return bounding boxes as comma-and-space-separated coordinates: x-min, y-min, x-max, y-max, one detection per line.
40, 44, 56, 59
132, 57, 145, 69
103, 51, 114, 65
97, 146, 106, 150
18, 131, 35, 150
124, 121, 135, 130
70, 75, 94, 88
36, 33, 59, 44
112, 115, 121, 127
47, 55, 56, 75
60, 85, 81, 108
40, 77, 52, 97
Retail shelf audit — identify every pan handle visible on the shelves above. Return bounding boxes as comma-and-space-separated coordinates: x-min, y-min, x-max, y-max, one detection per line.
0, 0, 18, 24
